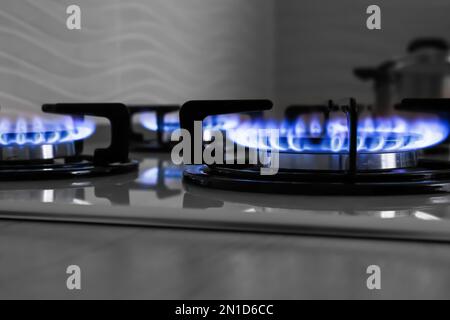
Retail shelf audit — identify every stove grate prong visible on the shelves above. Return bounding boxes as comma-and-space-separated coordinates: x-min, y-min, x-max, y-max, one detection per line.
42, 103, 132, 165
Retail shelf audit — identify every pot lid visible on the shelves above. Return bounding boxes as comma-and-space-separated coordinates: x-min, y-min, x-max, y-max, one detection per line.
355, 38, 450, 81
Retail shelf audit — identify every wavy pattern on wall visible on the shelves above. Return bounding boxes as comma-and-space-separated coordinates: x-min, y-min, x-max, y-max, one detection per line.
0, 0, 274, 115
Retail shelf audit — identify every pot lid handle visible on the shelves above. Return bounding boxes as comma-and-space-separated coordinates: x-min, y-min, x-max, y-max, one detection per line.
353, 61, 394, 80
408, 38, 448, 53
353, 68, 377, 80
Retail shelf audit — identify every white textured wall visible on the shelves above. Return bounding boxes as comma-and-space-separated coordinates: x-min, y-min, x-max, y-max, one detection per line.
0, 0, 275, 115
1, 0, 449, 117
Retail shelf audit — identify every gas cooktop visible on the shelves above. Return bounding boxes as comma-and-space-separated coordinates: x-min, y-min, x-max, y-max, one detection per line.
1, 99, 450, 242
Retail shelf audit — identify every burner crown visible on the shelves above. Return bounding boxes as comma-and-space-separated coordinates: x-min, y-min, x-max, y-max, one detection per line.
0, 116, 95, 146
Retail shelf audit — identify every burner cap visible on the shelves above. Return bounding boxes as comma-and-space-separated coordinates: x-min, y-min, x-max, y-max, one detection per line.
242, 150, 418, 171
0, 142, 76, 162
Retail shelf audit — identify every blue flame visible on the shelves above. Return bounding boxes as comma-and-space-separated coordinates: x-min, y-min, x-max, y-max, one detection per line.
0, 116, 95, 146
138, 167, 183, 186
139, 112, 179, 132
228, 116, 449, 153
139, 112, 241, 132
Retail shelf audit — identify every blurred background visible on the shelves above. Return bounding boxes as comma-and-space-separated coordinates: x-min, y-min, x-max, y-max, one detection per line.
0, 0, 449, 117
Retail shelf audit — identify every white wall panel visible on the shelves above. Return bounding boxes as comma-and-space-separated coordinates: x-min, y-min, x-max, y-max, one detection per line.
0, 0, 275, 115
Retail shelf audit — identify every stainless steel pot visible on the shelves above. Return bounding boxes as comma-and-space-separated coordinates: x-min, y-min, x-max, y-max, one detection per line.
355, 38, 450, 114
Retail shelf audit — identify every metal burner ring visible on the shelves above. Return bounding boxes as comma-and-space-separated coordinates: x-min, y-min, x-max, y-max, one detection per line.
273, 151, 418, 171
0, 142, 76, 162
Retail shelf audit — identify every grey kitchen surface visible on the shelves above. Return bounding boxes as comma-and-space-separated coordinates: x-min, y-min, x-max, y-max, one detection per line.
1, 220, 450, 299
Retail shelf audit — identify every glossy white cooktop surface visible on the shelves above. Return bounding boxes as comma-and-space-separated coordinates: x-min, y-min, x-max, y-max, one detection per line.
1, 152, 450, 242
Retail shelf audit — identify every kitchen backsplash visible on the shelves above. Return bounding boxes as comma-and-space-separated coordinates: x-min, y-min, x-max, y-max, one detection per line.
0, 0, 275, 115
1, 0, 449, 116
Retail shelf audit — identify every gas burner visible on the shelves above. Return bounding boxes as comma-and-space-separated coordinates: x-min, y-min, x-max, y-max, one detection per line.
181, 99, 450, 195
128, 104, 262, 152
0, 115, 93, 163
128, 105, 181, 151
0, 103, 138, 180
228, 102, 447, 171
